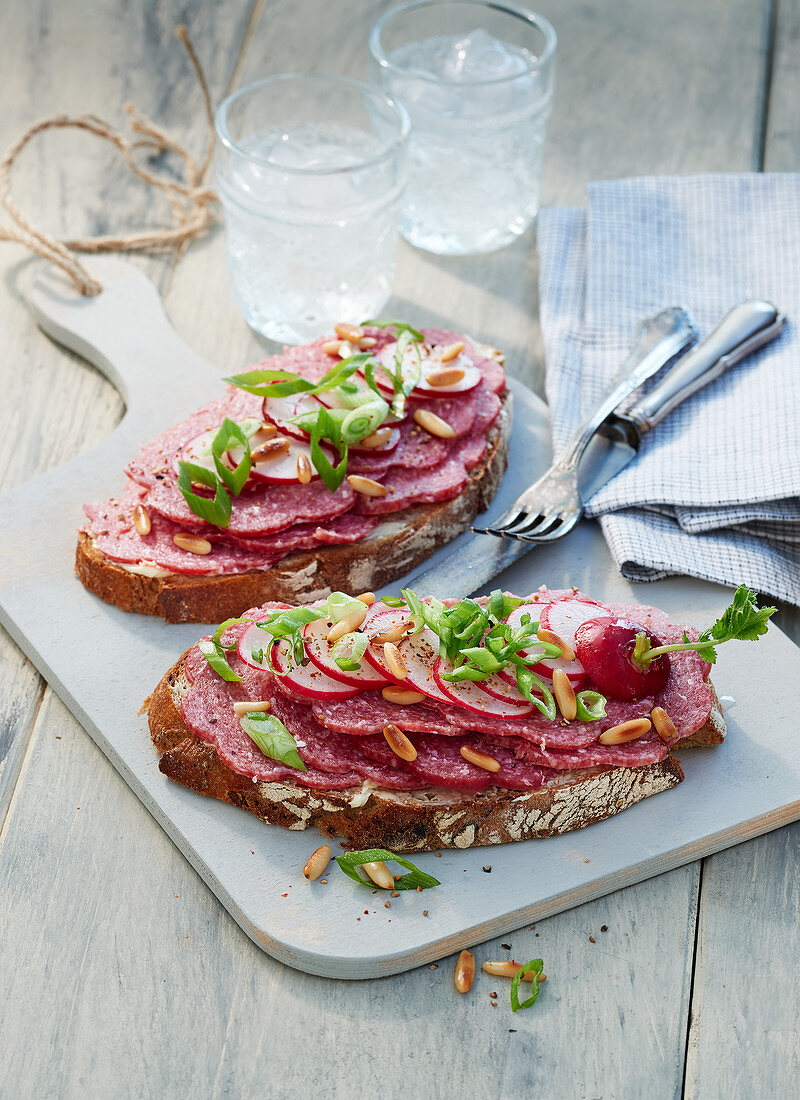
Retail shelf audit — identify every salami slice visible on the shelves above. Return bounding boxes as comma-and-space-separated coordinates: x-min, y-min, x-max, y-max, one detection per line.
353, 458, 468, 515
312, 693, 462, 736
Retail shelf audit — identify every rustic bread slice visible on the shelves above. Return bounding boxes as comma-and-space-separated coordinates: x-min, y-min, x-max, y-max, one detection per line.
145, 649, 725, 852
77, 392, 512, 623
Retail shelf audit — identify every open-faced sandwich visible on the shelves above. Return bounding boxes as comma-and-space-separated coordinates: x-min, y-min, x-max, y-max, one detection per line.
146, 584, 774, 851
78, 322, 510, 622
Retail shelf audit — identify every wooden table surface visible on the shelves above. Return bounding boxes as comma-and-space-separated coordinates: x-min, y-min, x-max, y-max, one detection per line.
1, 2, 798, 1096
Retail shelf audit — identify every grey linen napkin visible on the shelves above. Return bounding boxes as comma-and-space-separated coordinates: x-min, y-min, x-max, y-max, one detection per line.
537, 174, 800, 605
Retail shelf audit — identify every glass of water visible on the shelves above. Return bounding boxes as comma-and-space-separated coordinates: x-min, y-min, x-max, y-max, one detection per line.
369, 0, 556, 255
215, 74, 409, 345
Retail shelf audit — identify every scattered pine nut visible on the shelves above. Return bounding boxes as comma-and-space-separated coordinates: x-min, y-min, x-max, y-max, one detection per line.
251, 436, 290, 462
371, 622, 409, 644
347, 474, 388, 497
454, 949, 476, 993
322, 339, 342, 355
296, 453, 312, 484
335, 322, 364, 342
537, 627, 574, 661
303, 844, 331, 881
651, 706, 677, 743
482, 960, 537, 981
362, 861, 394, 889
338, 341, 355, 358
326, 606, 368, 644
233, 700, 272, 716
426, 366, 465, 387
383, 642, 408, 680
598, 718, 652, 745
133, 503, 151, 536
358, 336, 377, 349
413, 408, 455, 439
460, 745, 501, 773
553, 668, 577, 721
383, 723, 417, 762
358, 427, 392, 448
173, 533, 212, 555
382, 685, 426, 705
355, 592, 376, 605
440, 340, 465, 362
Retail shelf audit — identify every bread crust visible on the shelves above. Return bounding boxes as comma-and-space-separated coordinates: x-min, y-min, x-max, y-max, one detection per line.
143, 649, 728, 852
77, 393, 512, 622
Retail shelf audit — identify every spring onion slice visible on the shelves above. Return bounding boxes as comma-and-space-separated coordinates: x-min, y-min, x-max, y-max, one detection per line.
326, 592, 368, 622
381, 596, 406, 608
510, 958, 544, 1012
335, 848, 440, 891
575, 690, 607, 722
196, 637, 242, 682
360, 319, 425, 342
240, 712, 307, 772
331, 631, 368, 672
211, 616, 253, 651
177, 460, 231, 527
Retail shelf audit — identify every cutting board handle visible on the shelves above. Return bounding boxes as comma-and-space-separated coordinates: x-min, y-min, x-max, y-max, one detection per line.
23, 256, 220, 407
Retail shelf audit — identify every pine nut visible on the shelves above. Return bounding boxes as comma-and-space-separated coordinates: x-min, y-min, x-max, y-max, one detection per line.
322, 340, 342, 355
173, 533, 212, 555
537, 628, 575, 662
482, 960, 537, 981
338, 341, 355, 358
326, 606, 368, 644
335, 322, 364, 342
303, 844, 331, 881
426, 366, 465, 387
296, 453, 312, 484
251, 436, 290, 462
133, 503, 151, 536
382, 685, 426, 705
233, 700, 272, 715
598, 718, 652, 745
358, 427, 392, 448
553, 668, 577, 720
651, 706, 677, 743
371, 622, 410, 644
257, 422, 278, 437
440, 340, 465, 362
455, 949, 476, 993
358, 336, 377, 349
362, 861, 394, 889
347, 474, 387, 497
383, 723, 417, 762
383, 642, 408, 680
413, 408, 455, 439
460, 746, 501, 773
355, 592, 376, 605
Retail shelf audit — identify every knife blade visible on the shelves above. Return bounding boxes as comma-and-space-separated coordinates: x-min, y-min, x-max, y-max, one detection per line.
402, 299, 785, 599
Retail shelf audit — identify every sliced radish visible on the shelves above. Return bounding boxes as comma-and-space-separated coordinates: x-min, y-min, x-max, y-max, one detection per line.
433, 657, 533, 718
535, 598, 607, 685
262, 391, 322, 440
397, 627, 454, 703
174, 428, 233, 476
377, 342, 482, 399
269, 639, 359, 701
363, 610, 413, 681
302, 618, 389, 689
474, 672, 533, 707
237, 622, 278, 671
503, 601, 586, 686
230, 430, 331, 484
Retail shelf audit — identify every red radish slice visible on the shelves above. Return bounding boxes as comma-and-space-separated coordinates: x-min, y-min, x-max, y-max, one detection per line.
363, 610, 413, 681
504, 602, 586, 686
474, 672, 533, 707
231, 430, 330, 485
237, 622, 277, 671
377, 343, 481, 398
433, 657, 533, 717
396, 627, 454, 703
302, 618, 389, 688
262, 391, 322, 440
269, 639, 359, 701
536, 598, 607, 684
173, 428, 234, 476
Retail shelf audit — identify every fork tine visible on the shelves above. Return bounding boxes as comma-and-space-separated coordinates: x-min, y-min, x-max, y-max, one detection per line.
517, 511, 582, 543
471, 506, 530, 536
510, 511, 560, 538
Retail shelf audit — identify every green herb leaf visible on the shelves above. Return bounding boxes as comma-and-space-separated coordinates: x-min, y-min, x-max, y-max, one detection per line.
575, 690, 607, 722
360, 319, 425, 342
223, 368, 316, 398
335, 848, 440, 891
510, 958, 544, 1012
177, 460, 231, 527
326, 592, 367, 622
240, 712, 307, 771
197, 637, 242, 681
211, 616, 253, 651
211, 418, 252, 496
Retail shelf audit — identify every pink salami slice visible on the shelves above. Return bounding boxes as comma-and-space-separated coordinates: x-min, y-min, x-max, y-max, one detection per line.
312, 692, 461, 736
353, 458, 468, 515
471, 385, 503, 433
225, 513, 379, 554
507, 731, 668, 771
405, 734, 494, 791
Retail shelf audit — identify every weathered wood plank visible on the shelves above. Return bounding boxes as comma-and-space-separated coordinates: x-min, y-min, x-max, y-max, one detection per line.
0, 689, 702, 1098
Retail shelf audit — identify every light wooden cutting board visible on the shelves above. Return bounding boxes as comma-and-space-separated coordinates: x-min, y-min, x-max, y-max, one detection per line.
0, 257, 798, 979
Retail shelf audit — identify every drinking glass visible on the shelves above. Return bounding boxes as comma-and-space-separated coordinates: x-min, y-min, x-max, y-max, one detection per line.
369, 0, 556, 255
215, 74, 409, 344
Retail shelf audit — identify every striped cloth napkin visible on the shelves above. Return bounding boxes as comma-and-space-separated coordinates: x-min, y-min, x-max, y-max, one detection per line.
537, 174, 800, 605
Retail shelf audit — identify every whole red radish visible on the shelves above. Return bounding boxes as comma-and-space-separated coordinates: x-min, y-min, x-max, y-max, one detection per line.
573, 617, 670, 700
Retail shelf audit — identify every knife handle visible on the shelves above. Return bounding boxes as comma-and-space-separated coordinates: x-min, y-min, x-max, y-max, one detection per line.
625, 300, 785, 431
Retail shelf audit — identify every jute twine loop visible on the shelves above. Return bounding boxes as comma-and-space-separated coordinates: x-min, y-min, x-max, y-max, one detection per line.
0, 26, 218, 297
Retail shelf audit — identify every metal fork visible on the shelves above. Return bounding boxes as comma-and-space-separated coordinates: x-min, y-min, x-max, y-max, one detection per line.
471, 306, 697, 541
474, 300, 785, 542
